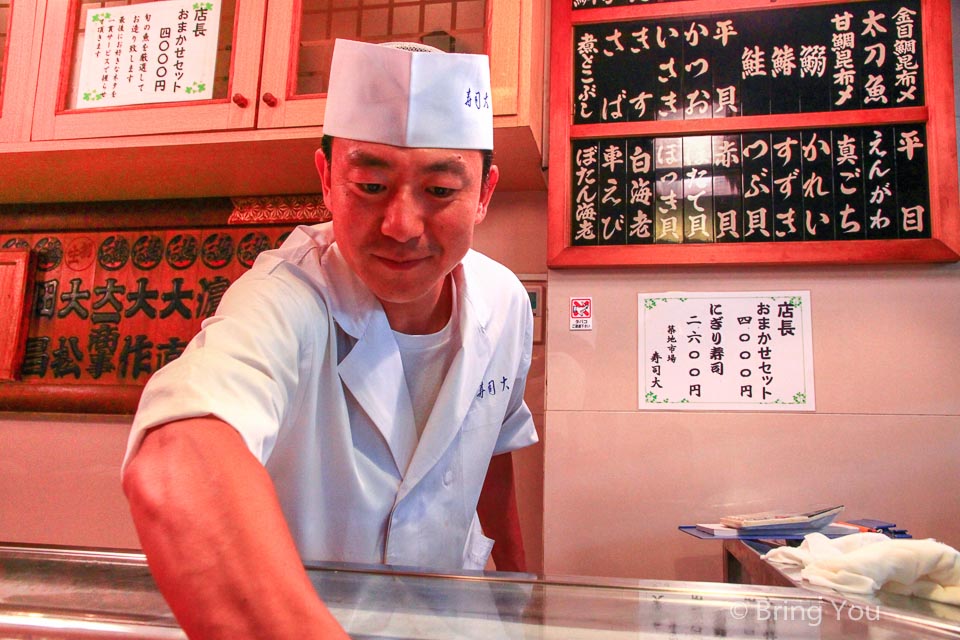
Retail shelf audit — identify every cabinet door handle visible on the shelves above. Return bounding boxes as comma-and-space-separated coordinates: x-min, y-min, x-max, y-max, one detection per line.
262, 93, 279, 107
232, 93, 249, 108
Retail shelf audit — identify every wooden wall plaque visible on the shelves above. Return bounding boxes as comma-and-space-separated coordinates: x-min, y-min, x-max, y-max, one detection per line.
0, 198, 329, 413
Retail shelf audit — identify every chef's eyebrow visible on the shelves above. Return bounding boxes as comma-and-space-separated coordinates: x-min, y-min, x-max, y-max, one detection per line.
422, 158, 469, 179
344, 149, 390, 169
344, 150, 470, 180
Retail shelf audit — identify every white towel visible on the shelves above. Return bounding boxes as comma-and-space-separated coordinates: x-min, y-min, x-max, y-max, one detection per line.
763, 532, 960, 605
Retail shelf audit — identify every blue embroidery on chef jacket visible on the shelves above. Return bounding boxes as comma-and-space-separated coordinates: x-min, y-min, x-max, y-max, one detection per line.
464, 88, 490, 110
476, 376, 510, 399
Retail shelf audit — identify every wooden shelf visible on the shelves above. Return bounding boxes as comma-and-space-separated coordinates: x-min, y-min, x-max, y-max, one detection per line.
0, 121, 545, 205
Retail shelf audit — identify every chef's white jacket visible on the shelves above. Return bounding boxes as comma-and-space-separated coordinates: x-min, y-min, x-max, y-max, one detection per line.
123, 223, 538, 571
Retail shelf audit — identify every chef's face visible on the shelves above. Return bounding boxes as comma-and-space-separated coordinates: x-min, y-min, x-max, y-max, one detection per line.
316, 138, 498, 319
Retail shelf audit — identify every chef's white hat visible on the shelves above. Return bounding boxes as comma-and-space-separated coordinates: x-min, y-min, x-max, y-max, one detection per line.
323, 39, 493, 150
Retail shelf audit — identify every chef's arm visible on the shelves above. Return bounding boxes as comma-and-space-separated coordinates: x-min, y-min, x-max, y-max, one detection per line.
122, 416, 349, 640
477, 452, 527, 572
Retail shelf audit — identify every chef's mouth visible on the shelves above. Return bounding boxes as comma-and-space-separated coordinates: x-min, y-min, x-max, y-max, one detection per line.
375, 254, 430, 269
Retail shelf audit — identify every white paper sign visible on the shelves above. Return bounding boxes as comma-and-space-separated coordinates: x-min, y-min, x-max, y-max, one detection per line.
638, 291, 815, 411
74, 0, 221, 109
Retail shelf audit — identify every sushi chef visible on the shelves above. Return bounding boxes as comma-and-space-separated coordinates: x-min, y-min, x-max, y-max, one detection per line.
121, 38, 538, 639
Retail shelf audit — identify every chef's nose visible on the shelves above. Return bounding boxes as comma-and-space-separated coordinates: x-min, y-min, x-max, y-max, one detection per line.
381, 189, 424, 242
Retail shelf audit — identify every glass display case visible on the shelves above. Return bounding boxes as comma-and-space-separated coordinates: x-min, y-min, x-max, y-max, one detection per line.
2, 543, 959, 639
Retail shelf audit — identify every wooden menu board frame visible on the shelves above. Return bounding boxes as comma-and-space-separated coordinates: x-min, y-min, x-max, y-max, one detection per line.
547, 0, 960, 267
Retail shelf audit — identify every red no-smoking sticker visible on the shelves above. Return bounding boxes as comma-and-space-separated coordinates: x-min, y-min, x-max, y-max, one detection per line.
569, 297, 593, 330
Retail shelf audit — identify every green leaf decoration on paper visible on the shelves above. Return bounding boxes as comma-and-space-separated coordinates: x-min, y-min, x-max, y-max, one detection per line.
194, 2, 214, 9
644, 297, 670, 310
184, 82, 207, 95
793, 392, 807, 404
82, 90, 105, 102
644, 392, 673, 404
788, 296, 802, 307
92, 13, 111, 23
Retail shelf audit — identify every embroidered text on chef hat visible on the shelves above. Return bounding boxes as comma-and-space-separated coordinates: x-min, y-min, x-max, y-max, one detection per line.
322, 39, 493, 151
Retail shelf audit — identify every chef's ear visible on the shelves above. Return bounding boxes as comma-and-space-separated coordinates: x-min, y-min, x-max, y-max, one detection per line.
475, 164, 499, 224
315, 148, 332, 199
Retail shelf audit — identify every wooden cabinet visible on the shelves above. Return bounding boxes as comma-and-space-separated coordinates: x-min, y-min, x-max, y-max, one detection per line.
32, 0, 266, 139
0, 1, 41, 142
0, 0, 545, 202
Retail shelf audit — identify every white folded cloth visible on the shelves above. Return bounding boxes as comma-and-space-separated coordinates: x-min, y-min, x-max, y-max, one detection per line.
763, 532, 960, 605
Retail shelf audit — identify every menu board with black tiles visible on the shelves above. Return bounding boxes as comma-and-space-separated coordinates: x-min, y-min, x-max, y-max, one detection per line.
572, 125, 930, 246
549, 0, 958, 266
573, 1, 922, 125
